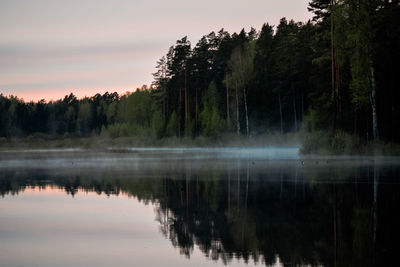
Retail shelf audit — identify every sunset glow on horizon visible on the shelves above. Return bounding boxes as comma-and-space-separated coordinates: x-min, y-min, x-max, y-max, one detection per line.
4, 86, 137, 103
0, 0, 312, 102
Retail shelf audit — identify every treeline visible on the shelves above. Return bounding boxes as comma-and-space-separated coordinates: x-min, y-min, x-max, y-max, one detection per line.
0, 0, 399, 143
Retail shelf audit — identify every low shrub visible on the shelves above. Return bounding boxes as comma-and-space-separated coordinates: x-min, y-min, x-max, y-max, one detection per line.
300, 131, 330, 154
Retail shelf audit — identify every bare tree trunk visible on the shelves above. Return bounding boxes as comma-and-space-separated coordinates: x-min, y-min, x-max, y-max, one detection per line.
226, 78, 230, 124
179, 86, 182, 138
331, 0, 337, 131
279, 167, 283, 201
301, 88, 304, 121
162, 83, 167, 119
184, 66, 188, 123
390, 62, 394, 142
370, 66, 379, 140
333, 0, 341, 126
336, 59, 342, 125
279, 92, 283, 134
294, 167, 298, 201
195, 87, 198, 133
166, 85, 169, 120
235, 82, 240, 136
391, 82, 394, 143
366, 113, 369, 140
354, 109, 357, 135
243, 87, 249, 137
292, 84, 297, 131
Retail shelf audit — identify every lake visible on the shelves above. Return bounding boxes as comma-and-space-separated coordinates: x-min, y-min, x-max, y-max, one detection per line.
0, 148, 399, 266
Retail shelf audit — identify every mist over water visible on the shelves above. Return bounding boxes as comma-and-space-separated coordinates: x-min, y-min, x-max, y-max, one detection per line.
1, 148, 399, 266
1, 147, 398, 171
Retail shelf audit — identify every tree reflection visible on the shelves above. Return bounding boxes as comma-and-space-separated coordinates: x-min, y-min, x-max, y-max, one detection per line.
0, 162, 399, 266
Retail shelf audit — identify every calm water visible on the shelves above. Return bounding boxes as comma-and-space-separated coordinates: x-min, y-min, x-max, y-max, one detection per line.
0, 148, 399, 266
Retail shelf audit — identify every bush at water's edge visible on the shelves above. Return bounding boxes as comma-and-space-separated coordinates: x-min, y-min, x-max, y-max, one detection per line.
300, 130, 400, 156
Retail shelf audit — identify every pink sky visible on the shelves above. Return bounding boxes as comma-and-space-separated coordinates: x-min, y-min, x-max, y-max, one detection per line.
0, 0, 312, 102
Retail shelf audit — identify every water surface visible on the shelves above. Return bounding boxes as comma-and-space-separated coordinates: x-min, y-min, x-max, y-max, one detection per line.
1, 148, 399, 266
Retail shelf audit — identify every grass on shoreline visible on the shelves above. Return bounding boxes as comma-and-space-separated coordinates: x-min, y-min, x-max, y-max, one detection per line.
0, 131, 399, 156
0, 132, 300, 151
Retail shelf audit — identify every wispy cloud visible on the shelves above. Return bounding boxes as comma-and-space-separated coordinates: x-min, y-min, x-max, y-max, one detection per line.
0, 0, 311, 101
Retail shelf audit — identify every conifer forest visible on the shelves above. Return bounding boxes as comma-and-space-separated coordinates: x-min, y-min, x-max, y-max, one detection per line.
1, 1, 399, 152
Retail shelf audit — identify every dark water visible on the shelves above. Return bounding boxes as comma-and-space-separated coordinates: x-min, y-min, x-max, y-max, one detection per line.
0, 148, 399, 266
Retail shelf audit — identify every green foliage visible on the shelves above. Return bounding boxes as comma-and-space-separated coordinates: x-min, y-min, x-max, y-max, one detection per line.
151, 110, 164, 139
106, 101, 118, 125
346, 1, 374, 110
330, 131, 357, 154
125, 90, 152, 128
1, 2, 399, 147
300, 131, 330, 154
301, 108, 330, 133
200, 82, 223, 137
108, 123, 133, 138
301, 129, 362, 155
0, 137, 6, 145
77, 101, 93, 135
200, 105, 221, 137
166, 111, 178, 137
227, 42, 255, 89
202, 81, 219, 108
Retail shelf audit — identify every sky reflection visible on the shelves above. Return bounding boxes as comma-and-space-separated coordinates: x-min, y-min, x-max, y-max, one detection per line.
0, 187, 269, 267
1, 150, 398, 266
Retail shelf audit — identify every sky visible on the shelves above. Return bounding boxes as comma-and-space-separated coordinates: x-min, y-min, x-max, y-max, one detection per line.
0, 0, 312, 102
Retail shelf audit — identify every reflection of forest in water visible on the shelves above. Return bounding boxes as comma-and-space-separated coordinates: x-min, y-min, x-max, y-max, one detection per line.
1, 162, 399, 267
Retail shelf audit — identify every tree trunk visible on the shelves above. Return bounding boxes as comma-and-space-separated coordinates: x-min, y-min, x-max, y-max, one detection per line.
195, 87, 198, 134
163, 83, 167, 119
301, 88, 304, 121
354, 109, 357, 135
226, 79, 230, 124
243, 87, 249, 137
336, 58, 341, 125
179, 86, 182, 138
292, 84, 297, 131
184, 66, 188, 122
166, 85, 169, 120
331, 0, 337, 131
279, 92, 283, 134
235, 82, 240, 136
279, 167, 283, 200
370, 66, 379, 140
334, 0, 341, 126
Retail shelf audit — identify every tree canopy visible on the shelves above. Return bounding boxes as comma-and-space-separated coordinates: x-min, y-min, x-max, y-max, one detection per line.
0, 0, 399, 145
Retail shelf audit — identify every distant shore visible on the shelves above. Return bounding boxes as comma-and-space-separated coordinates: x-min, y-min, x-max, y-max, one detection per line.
0, 132, 399, 156
0, 132, 300, 150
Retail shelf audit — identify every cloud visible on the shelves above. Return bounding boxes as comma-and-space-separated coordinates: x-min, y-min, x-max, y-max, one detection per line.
0, 0, 311, 101
0, 41, 164, 67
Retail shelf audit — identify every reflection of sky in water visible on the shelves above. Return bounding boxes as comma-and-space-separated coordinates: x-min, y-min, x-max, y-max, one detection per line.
1, 150, 399, 266
0, 187, 278, 267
